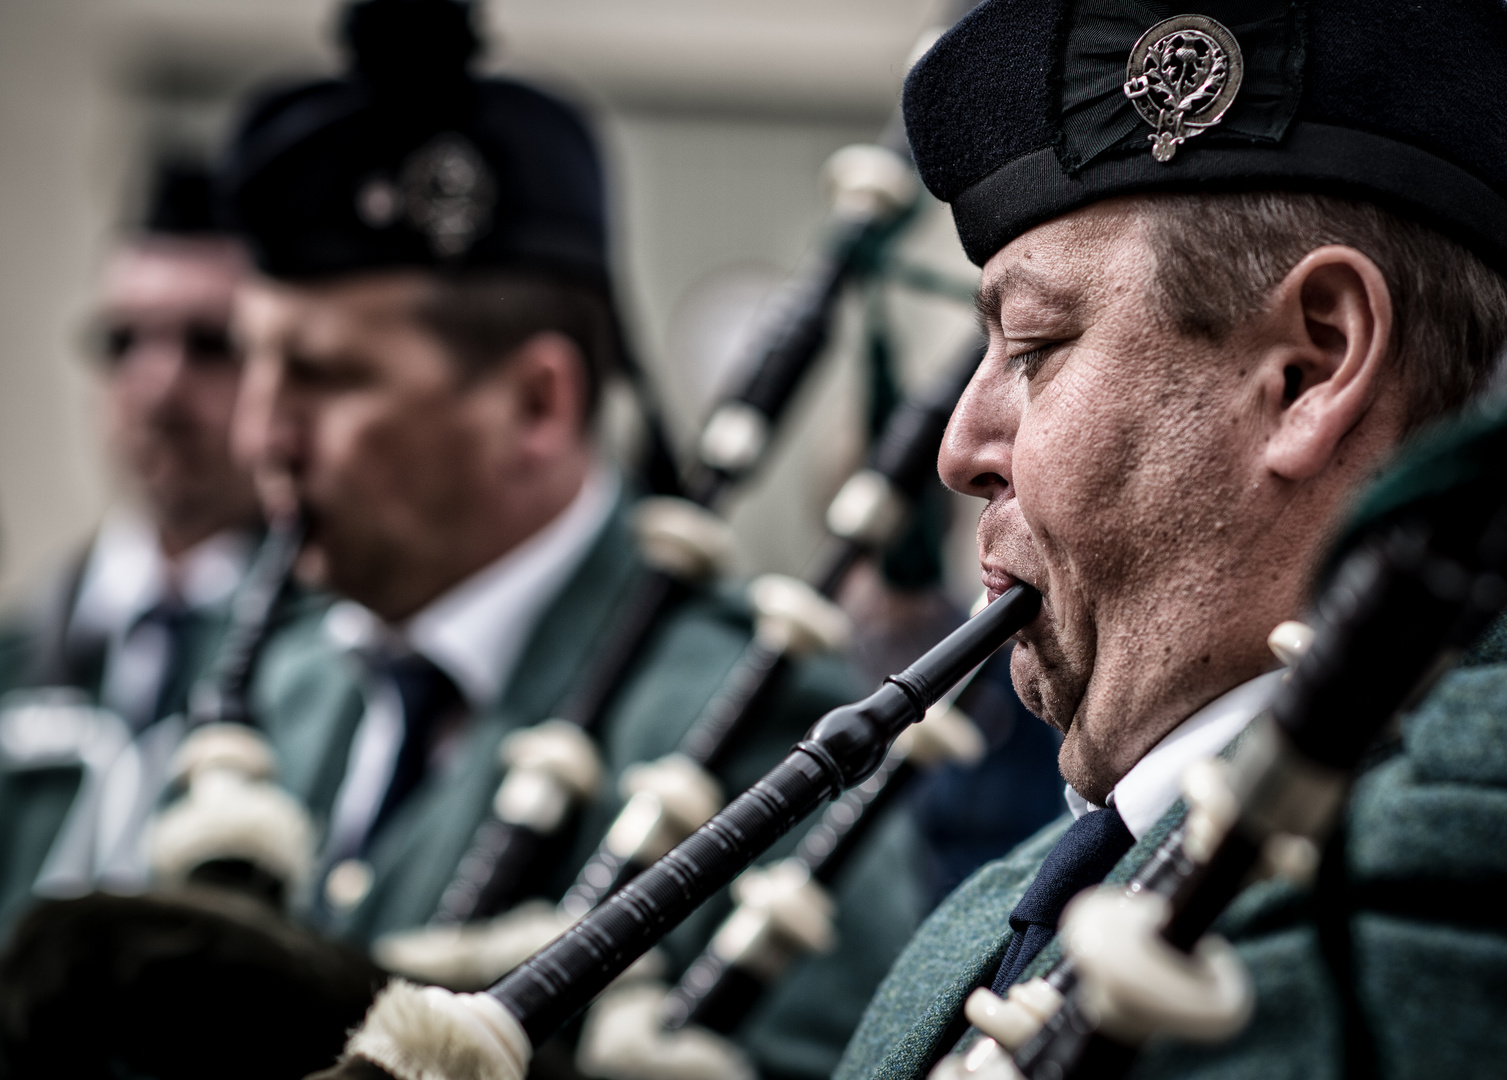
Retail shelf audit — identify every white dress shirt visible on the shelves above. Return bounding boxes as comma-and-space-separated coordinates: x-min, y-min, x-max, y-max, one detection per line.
322, 464, 620, 866
71, 507, 255, 726
34, 507, 256, 893
1065, 668, 1287, 840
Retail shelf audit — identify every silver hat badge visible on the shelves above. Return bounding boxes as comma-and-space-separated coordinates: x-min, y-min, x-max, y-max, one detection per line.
398, 133, 496, 257
1123, 15, 1244, 163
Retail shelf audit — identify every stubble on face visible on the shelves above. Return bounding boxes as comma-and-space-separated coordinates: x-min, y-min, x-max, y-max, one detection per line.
963, 201, 1281, 802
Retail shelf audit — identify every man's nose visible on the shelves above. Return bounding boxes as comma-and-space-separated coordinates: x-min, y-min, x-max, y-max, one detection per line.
124, 338, 193, 406
938, 361, 1015, 500
232, 358, 302, 476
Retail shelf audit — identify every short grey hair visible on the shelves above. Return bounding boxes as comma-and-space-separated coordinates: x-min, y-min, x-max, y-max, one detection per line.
1142, 191, 1507, 431
414, 271, 619, 418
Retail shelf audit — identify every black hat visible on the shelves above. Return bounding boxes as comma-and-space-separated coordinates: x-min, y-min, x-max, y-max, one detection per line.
223, 0, 606, 282
903, 1, 1507, 272
0, 891, 382, 1079
142, 162, 227, 236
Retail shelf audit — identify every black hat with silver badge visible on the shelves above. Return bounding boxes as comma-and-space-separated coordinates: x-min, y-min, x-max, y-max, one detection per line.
903, 0, 1507, 271
223, 0, 606, 283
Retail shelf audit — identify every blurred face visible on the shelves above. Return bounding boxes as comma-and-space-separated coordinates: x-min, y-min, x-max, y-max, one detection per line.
233, 272, 589, 621
940, 201, 1295, 801
95, 239, 260, 554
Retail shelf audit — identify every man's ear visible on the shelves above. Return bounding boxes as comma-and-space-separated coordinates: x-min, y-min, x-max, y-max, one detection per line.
478, 331, 589, 457
1260, 245, 1394, 480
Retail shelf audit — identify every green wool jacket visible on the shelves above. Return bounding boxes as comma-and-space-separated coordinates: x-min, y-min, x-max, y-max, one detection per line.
835, 630, 1507, 1080
0, 549, 250, 936
252, 498, 927, 1080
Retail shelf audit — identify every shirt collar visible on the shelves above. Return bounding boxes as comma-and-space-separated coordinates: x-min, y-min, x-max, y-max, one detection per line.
71, 507, 257, 636
331, 463, 619, 711
1064, 667, 1287, 840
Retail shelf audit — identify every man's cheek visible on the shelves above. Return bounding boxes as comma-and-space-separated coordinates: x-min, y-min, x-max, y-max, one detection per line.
316, 413, 376, 503
295, 545, 331, 591
1011, 431, 1075, 544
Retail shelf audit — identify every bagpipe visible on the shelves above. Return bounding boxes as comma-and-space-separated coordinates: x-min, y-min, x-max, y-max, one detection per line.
320, 582, 1040, 1080
528, 341, 996, 1078
925, 397, 1507, 1080
0, 512, 392, 1080
141, 513, 317, 908
558, 337, 989, 919
571, 610, 993, 1080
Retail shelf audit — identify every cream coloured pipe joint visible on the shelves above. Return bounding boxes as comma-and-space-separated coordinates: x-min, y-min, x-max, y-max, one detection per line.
145, 723, 314, 907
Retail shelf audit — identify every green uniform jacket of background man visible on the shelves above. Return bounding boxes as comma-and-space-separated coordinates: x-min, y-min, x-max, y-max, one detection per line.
0, 553, 254, 934
251, 493, 930, 1080
834, 621, 1507, 1080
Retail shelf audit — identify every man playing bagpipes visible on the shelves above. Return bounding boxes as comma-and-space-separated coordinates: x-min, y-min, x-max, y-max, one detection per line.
836, 1, 1507, 1077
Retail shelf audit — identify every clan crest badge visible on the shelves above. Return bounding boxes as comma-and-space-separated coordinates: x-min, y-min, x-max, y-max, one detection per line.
1123, 15, 1243, 162
353, 134, 498, 257
400, 133, 497, 257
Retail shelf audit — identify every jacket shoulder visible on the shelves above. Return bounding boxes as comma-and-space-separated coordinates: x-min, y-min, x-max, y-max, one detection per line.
835, 815, 1072, 1080
247, 590, 364, 815
1133, 661, 1507, 1079
0, 611, 37, 697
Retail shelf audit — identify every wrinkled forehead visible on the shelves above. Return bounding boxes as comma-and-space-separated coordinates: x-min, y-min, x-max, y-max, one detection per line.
978, 199, 1155, 323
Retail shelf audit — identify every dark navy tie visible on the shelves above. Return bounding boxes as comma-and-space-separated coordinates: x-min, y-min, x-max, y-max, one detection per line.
369, 652, 465, 837
121, 599, 193, 732
990, 806, 1135, 993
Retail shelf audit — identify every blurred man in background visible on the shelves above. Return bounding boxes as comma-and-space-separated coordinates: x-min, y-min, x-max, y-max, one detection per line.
0, 163, 262, 929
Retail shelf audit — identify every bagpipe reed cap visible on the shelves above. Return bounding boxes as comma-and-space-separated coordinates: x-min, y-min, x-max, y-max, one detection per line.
821, 144, 918, 222
1267, 620, 1315, 667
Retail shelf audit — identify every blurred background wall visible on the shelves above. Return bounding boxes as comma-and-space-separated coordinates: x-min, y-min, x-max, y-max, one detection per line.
0, 0, 983, 606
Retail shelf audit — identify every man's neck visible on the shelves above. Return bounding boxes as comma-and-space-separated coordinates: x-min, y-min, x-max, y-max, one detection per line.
375, 451, 593, 623
394, 463, 619, 707
1067, 668, 1286, 840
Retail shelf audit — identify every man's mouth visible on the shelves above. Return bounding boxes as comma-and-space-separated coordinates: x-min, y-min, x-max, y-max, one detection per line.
299, 505, 323, 545
981, 565, 1024, 603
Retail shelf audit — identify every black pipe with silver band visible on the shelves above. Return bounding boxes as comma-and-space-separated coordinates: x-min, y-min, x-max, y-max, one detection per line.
320, 583, 1042, 1080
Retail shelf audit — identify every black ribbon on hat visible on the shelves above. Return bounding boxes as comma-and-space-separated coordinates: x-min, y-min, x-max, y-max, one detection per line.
1055, 0, 1307, 172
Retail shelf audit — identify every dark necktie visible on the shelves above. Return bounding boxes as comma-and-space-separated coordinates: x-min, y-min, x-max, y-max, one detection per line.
369, 652, 465, 838
989, 806, 1135, 993
145, 602, 194, 726
113, 599, 192, 732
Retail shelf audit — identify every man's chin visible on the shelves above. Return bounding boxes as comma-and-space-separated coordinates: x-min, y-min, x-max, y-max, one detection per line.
1008, 646, 1055, 729
1056, 725, 1121, 807
302, 536, 409, 619
294, 543, 331, 591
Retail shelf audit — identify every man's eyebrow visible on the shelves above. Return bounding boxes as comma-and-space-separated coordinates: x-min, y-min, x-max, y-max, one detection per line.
974, 279, 1001, 329
973, 264, 1081, 327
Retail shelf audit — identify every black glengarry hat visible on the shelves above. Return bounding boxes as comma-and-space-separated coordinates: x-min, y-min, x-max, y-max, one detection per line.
143, 162, 228, 236
223, 0, 606, 282
903, 0, 1507, 271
